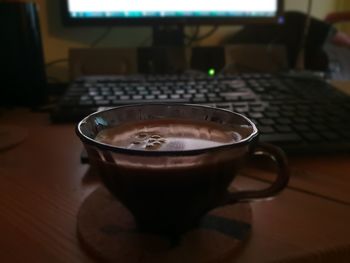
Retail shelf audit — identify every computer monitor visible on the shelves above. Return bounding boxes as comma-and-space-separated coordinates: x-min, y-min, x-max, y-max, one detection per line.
62, 0, 283, 25
61, 0, 283, 45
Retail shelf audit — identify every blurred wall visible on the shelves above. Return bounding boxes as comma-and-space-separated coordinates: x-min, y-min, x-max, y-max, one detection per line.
335, 0, 350, 34
29, 0, 339, 81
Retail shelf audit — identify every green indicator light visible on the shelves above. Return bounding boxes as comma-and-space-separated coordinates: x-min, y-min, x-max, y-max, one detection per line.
208, 68, 215, 76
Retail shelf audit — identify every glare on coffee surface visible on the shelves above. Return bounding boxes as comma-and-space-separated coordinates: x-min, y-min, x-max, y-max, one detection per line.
95, 118, 249, 151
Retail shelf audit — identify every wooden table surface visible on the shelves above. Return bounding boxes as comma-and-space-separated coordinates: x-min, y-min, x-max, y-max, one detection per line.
1, 98, 350, 263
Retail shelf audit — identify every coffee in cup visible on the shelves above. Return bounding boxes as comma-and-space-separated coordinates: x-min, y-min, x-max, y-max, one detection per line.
94, 118, 249, 151
77, 104, 289, 236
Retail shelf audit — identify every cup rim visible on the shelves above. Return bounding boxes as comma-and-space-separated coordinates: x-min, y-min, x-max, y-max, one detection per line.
76, 104, 259, 156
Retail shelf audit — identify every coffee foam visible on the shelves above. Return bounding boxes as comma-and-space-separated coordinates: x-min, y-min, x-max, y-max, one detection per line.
95, 118, 248, 151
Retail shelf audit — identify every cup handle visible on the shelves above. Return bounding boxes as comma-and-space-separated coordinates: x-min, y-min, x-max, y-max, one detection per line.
225, 143, 290, 203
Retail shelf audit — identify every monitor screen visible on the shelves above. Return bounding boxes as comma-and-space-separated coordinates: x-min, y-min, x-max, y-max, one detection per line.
62, 0, 283, 26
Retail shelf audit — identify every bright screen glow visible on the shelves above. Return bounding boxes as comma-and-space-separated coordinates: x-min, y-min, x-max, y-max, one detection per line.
67, 0, 279, 18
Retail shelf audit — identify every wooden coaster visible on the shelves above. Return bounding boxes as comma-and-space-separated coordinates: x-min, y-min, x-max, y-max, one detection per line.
0, 125, 27, 152
77, 187, 252, 263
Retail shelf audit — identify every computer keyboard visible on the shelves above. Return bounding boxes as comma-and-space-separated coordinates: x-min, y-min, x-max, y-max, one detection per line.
51, 73, 350, 154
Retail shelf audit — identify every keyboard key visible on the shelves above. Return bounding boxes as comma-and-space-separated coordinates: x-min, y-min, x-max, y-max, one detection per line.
312, 124, 328, 131
266, 106, 280, 111
302, 132, 322, 142
310, 117, 324, 123
281, 105, 295, 111
321, 131, 340, 141
120, 95, 130, 100
281, 111, 295, 117
239, 94, 256, 101
80, 95, 91, 100
265, 111, 280, 118
338, 130, 350, 139
258, 126, 275, 134
219, 92, 244, 100
260, 118, 275, 126
207, 93, 217, 98
102, 91, 112, 96
250, 105, 265, 112
260, 133, 302, 143
95, 100, 110, 106
79, 100, 94, 106
250, 119, 259, 125
126, 91, 137, 96
113, 98, 188, 105
151, 90, 161, 95
294, 124, 311, 132
193, 98, 207, 103
170, 94, 180, 99
208, 97, 223, 103
276, 125, 293, 133
158, 94, 168, 99
93, 95, 104, 101
114, 91, 124, 96
248, 112, 263, 119
89, 91, 98, 96
183, 94, 193, 99
107, 95, 116, 100
216, 104, 232, 110
234, 106, 249, 113
293, 117, 308, 124
276, 118, 292, 125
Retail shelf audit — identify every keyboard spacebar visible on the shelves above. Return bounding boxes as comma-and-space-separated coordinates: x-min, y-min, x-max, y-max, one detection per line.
111, 98, 190, 105
97, 98, 190, 111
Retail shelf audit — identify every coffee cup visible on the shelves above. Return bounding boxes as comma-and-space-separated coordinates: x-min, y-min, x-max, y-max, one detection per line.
76, 104, 289, 237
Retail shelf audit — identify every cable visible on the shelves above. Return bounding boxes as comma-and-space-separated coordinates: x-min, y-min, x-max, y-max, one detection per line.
46, 28, 113, 68
138, 34, 152, 47
45, 58, 68, 68
90, 27, 113, 48
185, 26, 200, 46
186, 25, 219, 46
266, 37, 288, 71
47, 76, 62, 83
294, 0, 314, 70
193, 25, 219, 41
45, 59, 68, 84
